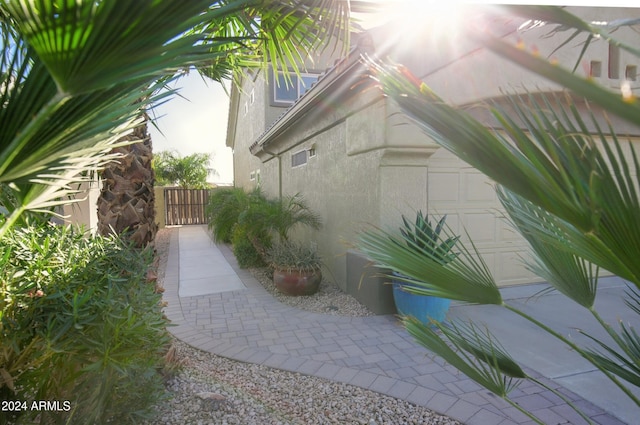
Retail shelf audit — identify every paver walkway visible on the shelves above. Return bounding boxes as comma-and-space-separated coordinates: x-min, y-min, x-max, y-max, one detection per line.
162, 225, 628, 425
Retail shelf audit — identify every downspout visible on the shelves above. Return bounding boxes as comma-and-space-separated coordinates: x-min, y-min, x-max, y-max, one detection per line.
262, 148, 282, 199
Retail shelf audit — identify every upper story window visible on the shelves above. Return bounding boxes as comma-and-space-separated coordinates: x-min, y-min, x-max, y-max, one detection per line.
272, 71, 319, 106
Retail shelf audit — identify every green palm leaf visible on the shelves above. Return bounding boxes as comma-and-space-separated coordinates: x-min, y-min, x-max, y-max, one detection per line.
504, 5, 640, 66
404, 318, 525, 396
7, 0, 228, 95
626, 286, 640, 316
403, 317, 595, 424
581, 322, 640, 388
498, 187, 599, 308
361, 4, 640, 417
1, 0, 355, 234
358, 224, 501, 305
239, 192, 321, 242
369, 60, 640, 288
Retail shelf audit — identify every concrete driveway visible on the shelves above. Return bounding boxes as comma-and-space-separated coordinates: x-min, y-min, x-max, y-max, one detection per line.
449, 276, 640, 424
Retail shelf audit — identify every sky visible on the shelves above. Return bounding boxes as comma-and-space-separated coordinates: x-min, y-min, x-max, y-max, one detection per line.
148, 74, 233, 185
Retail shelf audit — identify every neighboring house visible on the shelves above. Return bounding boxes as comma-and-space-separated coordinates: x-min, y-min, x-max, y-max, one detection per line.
226, 6, 640, 312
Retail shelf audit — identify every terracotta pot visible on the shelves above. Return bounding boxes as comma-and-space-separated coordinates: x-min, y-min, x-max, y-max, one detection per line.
273, 268, 322, 296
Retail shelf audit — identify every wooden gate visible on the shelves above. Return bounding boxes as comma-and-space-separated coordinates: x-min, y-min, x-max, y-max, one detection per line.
164, 188, 210, 225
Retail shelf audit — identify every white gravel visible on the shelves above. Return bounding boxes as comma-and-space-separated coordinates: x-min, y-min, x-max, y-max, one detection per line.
145, 228, 461, 425
143, 339, 461, 425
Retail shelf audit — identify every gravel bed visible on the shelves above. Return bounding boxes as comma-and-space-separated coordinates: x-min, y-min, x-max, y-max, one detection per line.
143, 338, 460, 425
147, 227, 461, 425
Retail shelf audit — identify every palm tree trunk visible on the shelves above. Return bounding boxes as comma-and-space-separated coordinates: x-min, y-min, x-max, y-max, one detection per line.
97, 115, 157, 248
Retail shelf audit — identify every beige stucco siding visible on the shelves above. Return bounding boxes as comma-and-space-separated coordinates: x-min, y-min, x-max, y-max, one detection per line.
231, 74, 267, 190
258, 102, 387, 289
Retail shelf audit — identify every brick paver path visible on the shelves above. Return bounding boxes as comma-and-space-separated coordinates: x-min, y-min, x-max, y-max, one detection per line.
162, 226, 625, 425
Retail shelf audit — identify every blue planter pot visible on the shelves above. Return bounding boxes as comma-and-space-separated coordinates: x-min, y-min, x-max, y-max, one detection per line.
392, 279, 451, 325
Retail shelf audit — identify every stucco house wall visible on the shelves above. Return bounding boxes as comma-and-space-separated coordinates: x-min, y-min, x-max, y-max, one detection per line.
226, 6, 640, 299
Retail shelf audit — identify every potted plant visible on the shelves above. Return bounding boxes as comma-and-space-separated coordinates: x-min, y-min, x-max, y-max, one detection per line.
266, 241, 323, 296
392, 211, 459, 325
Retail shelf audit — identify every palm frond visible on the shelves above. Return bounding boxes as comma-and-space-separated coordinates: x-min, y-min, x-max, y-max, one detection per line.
480, 30, 640, 128
193, 0, 352, 80
6, 0, 231, 95
369, 59, 640, 288
405, 316, 600, 423
239, 192, 321, 243
580, 322, 640, 388
506, 5, 640, 66
404, 317, 525, 397
498, 187, 599, 308
1, 0, 355, 233
358, 224, 502, 305
626, 286, 640, 316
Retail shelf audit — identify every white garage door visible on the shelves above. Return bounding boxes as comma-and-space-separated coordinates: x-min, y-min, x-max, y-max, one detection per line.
427, 148, 539, 287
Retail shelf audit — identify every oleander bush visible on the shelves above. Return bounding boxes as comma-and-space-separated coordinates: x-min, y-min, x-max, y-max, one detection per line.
0, 223, 170, 425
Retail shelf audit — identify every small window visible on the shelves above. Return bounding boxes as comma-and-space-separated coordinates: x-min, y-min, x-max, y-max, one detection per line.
273, 71, 320, 105
308, 147, 316, 158
590, 61, 602, 78
291, 150, 308, 168
626, 65, 637, 81
249, 171, 256, 181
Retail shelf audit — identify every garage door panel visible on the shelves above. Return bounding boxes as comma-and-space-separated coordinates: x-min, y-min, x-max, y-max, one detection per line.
429, 149, 534, 286
463, 212, 498, 243
428, 171, 460, 202
463, 171, 496, 202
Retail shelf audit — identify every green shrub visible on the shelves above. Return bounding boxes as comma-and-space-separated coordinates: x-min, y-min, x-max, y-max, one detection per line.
206, 187, 262, 243
206, 187, 322, 269
231, 224, 267, 269
0, 223, 170, 425
239, 192, 321, 243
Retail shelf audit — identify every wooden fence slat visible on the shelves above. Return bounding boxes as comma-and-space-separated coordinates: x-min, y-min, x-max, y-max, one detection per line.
164, 188, 210, 225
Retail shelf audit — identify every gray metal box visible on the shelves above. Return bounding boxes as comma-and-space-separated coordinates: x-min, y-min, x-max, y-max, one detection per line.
346, 250, 397, 315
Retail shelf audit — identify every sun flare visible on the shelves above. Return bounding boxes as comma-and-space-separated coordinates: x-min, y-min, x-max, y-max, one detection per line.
356, 0, 468, 33
354, 0, 476, 64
